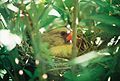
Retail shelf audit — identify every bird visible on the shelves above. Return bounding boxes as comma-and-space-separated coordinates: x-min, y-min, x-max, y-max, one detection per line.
60, 30, 72, 44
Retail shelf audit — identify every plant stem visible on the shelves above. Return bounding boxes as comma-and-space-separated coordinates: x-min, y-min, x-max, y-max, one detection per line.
71, 0, 79, 74
72, 0, 78, 59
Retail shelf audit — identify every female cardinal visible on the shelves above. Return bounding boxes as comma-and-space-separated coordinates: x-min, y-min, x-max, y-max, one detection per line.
60, 31, 72, 44
66, 32, 72, 43
61, 30, 89, 52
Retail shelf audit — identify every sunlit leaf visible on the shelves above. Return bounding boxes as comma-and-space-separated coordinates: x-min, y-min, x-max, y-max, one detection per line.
69, 51, 110, 66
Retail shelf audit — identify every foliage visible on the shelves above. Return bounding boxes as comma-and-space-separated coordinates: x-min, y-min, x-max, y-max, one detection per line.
0, 0, 120, 81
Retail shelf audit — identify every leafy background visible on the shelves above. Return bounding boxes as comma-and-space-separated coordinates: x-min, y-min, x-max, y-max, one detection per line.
0, 0, 120, 81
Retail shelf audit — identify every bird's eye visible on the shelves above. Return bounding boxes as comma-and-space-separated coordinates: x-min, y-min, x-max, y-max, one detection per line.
60, 31, 67, 36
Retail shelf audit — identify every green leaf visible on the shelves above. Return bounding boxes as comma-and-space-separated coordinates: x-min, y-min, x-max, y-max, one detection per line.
77, 65, 106, 81
93, 0, 109, 7
64, 70, 76, 81
69, 50, 111, 67
64, 0, 74, 9
112, 0, 120, 5
54, 0, 65, 10
52, 4, 68, 21
69, 51, 99, 66
28, 2, 45, 22
90, 14, 120, 26
96, 23, 120, 35
40, 15, 57, 27
53, 0, 70, 21
24, 69, 33, 78
33, 68, 40, 78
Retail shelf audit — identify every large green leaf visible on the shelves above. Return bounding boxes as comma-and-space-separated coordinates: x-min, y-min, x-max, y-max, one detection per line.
69, 51, 111, 67
77, 65, 107, 81
90, 14, 120, 26
93, 0, 114, 13
96, 23, 120, 35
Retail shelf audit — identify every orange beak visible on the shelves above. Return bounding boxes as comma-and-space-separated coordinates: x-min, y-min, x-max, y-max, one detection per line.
66, 33, 72, 42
